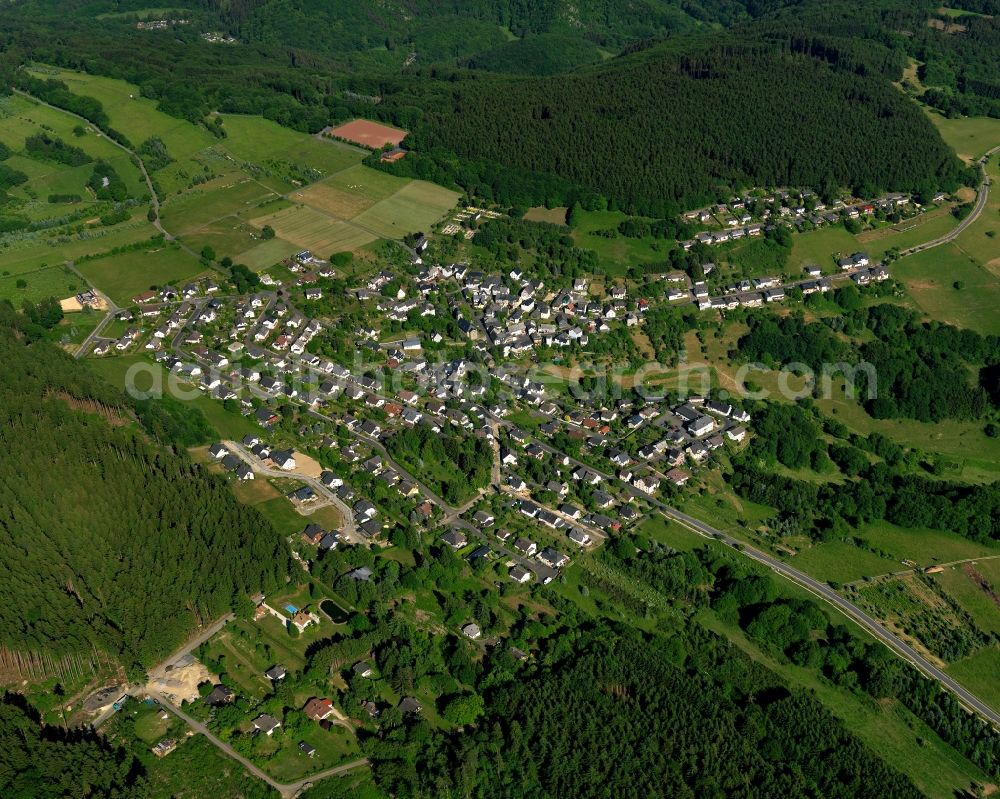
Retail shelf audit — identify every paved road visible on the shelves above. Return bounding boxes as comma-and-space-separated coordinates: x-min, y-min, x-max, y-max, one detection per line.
95, 611, 368, 797
900, 145, 999, 258
223, 440, 361, 543
475, 409, 1000, 728
658, 506, 1000, 729
147, 688, 368, 798
66, 263, 120, 359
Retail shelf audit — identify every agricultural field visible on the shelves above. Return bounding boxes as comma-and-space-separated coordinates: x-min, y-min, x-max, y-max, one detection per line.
291, 164, 409, 219
249, 205, 378, 254
1, 66, 461, 308
238, 237, 300, 270
218, 114, 363, 180
159, 177, 278, 233
351, 180, 461, 239
26, 65, 223, 197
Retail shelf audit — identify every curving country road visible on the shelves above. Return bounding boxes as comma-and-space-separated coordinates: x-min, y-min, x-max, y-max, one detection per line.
899, 144, 999, 258
658, 505, 1000, 729
475, 407, 1000, 729
147, 689, 368, 798
99, 612, 369, 797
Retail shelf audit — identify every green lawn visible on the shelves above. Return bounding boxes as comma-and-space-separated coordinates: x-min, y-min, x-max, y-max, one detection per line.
945, 646, 1000, 714
932, 562, 1000, 635
569, 208, 672, 273
789, 224, 860, 274
262, 723, 362, 782
75, 242, 206, 304
133, 706, 171, 743
253, 496, 313, 538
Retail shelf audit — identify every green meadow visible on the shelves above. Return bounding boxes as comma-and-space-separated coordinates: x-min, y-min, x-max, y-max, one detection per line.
76, 242, 207, 305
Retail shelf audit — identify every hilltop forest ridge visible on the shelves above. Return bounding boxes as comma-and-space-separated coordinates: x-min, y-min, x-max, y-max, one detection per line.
0, 0, 992, 213
0, 0, 998, 798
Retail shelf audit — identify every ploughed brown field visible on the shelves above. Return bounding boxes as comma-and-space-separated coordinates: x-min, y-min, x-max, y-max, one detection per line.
328, 118, 408, 148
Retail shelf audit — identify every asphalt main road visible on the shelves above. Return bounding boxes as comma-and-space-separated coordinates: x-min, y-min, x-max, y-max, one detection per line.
476, 407, 1000, 729
658, 505, 1000, 729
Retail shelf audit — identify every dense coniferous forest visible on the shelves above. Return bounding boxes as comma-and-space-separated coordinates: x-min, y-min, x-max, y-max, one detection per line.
366, 622, 925, 799
0, 694, 139, 798
386, 45, 965, 215
0, 0, 987, 213
0, 305, 289, 674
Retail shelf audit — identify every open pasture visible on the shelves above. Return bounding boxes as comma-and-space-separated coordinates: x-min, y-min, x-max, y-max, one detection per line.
76, 242, 206, 305
0, 263, 81, 304
218, 114, 363, 176
159, 177, 278, 233
893, 242, 1000, 335
929, 113, 1000, 163
28, 67, 216, 162
856, 205, 959, 257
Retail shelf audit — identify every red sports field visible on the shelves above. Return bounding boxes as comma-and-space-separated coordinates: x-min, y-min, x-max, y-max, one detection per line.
327, 119, 408, 149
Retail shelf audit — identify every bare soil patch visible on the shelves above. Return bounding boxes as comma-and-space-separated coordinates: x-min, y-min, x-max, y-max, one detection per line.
327, 119, 407, 149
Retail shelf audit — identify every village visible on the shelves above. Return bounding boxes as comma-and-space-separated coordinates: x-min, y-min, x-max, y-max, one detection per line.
71, 177, 943, 782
